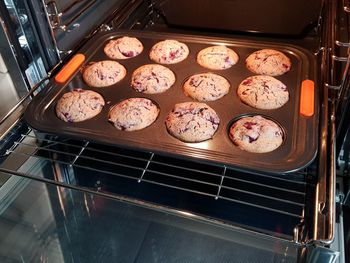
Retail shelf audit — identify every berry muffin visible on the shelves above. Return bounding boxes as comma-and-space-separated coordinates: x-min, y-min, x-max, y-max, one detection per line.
229, 115, 283, 153
131, 64, 176, 94
183, 73, 230, 101
237, 75, 289, 109
165, 102, 220, 142
56, 89, 105, 122
149, 40, 189, 64
245, 49, 291, 76
104, 36, 143, 59
83, 60, 126, 87
197, 45, 239, 70
108, 98, 159, 131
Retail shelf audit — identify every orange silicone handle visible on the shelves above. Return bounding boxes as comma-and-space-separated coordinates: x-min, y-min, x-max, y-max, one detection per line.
300, 79, 315, 117
54, 54, 85, 83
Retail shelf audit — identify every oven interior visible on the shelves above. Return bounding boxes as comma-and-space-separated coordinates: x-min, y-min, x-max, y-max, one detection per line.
0, 0, 348, 261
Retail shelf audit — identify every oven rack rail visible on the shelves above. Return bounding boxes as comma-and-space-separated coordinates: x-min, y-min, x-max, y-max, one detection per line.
0, 128, 313, 242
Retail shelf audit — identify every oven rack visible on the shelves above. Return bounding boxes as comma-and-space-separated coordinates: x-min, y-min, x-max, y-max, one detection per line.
0, 127, 314, 242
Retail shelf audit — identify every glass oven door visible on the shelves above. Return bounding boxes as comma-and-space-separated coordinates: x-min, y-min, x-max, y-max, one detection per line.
0, 175, 303, 262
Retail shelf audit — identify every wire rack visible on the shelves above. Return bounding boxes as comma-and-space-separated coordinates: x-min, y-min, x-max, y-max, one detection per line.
1, 128, 314, 241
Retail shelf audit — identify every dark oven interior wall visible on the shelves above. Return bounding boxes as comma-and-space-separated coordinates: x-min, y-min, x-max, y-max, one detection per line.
151, 0, 322, 36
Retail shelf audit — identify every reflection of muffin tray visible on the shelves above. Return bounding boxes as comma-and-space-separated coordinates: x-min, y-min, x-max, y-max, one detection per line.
24, 30, 318, 174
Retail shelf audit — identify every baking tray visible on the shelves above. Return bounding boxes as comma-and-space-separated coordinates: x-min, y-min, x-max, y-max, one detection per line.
24, 30, 319, 174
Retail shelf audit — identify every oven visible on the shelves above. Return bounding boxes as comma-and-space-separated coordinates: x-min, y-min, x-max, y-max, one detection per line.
0, 0, 347, 262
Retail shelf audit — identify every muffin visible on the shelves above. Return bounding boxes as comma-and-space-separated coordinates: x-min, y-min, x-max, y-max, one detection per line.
131, 64, 176, 94
83, 60, 126, 87
165, 102, 220, 142
104, 36, 143, 59
150, 40, 189, 64
237, 75, 289, 109
229, 115, 283, 153
245, 49, 291, 76
183, 73, 230, 101
56, 89, 105, 122
197, 45, 239, 70
108, 98, 159, 131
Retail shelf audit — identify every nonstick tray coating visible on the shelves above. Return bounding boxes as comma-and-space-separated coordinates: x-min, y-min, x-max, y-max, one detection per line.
25, 30, 319, 174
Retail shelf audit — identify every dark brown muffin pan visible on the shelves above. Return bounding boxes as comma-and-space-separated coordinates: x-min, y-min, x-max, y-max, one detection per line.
24, 30, 318, 174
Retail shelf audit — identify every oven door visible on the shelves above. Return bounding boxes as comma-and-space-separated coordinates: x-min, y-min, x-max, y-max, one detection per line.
0, 175, 339, 263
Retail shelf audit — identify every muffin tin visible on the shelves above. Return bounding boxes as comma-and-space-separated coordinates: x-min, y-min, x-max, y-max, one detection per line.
24, 30, 318, 174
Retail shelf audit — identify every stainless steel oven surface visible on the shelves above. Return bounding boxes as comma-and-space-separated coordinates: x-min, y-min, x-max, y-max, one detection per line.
0, 0, 348, 262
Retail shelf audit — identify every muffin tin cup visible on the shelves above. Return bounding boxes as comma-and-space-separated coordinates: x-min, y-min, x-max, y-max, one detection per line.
24, 30, 319, 175
227, 113, 287, 151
